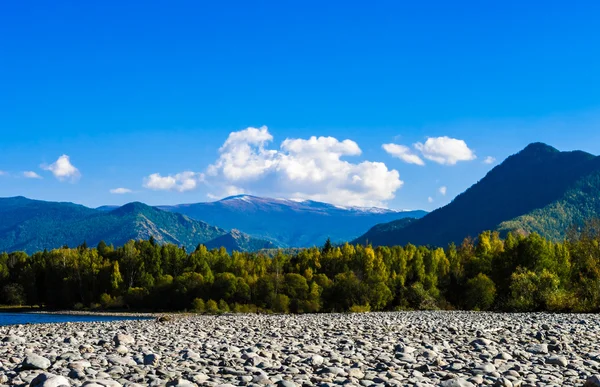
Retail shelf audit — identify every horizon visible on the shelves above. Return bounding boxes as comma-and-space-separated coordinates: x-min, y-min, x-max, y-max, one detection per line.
2, 2, 600, 210
1, 140, 592, 212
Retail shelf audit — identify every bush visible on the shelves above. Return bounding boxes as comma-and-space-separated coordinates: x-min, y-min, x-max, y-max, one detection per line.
349, 304, 371, 313
73, 302, 85, 310
99, 293, 113, 308
218, 299, 230, 313
464, 273, 496, 310
507, 269, 538, 311
205, 299, 219, 314
2, 283, 25, 306
406, 282, 437, 310
272, 294, 290, 313
191, 298, 205, 312
546, 289, 577, 311
125, 287, 149, 309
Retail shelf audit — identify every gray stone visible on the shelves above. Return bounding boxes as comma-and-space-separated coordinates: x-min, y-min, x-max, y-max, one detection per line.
22, 354, 52, 370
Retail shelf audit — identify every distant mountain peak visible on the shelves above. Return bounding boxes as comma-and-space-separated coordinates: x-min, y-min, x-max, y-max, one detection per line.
219, 194, 257, 202
520, 142, 560, 155
111, 201, 152, 214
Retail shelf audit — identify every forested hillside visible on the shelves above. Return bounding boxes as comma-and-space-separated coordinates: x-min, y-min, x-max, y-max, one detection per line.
0, 198, 269, 253
2, 221, 600, 313
355, 143, 600, 247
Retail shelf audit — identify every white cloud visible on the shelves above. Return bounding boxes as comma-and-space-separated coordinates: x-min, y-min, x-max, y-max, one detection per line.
382, 143, 425, 166
23, 171, 42, 179
110, 188, 133, 194
41, 155, 81, 181
143, 171, 204, 192
428, 196, 434, 203
439, 186, 447, 196
0, 171, 6, 176
483, 156, 496, 164
414, 136, 476, 165
206, 126, 403, 207
207, 126, 278, 181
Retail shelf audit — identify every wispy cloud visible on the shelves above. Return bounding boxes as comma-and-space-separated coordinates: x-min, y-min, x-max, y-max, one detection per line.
110, 188, 133, 194
23, 171, 42, 179
383, 136, 476, 166
439, 186, 447, 195
382, 143, 425, 165
483, 156, 496, 164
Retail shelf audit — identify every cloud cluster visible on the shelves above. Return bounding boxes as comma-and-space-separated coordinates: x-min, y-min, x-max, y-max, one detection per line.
383, 136, 476, 166
42, 155, 80, 181
110, 188, 133, 194
200, 127, 403, 207
439, 186, 447, 196
144, 171, 205, 192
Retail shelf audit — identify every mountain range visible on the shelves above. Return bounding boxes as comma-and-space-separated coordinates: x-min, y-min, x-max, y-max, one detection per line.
3, 142, 599, 254
0, 197, 274, 254
155, 195, 425, 247
0, 195, 424, 254
355, 142, 600, 247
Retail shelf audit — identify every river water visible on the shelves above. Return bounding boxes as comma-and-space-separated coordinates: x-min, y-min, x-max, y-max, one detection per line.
0, 312, 149, 326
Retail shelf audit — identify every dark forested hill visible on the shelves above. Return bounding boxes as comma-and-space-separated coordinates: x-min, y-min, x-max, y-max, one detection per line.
355, 143, 600, 247
158, 195, 426, 247
0, 198, 269, 253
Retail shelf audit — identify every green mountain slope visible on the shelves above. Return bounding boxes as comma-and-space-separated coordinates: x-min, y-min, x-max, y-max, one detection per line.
355, 217, 417, 244
355, 143, 600, 247
0, 198, 270, 253
205, 229, 275, 252
497, 163, 600, 239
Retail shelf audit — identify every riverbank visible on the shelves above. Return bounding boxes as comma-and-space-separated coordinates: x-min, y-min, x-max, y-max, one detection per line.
1, 311, 600, 386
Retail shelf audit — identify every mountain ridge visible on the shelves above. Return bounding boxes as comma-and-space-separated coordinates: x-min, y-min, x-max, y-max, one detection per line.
0, 198, 270, 254
354, 142, 600, 247
157, 195, 426, 247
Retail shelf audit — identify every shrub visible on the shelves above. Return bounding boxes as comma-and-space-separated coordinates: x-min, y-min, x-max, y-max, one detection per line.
125, 287, 149, 309
507, 268, 538, 311
73, 302, 85, 311
546, 289, 577, 311
465, 273, 496, 310
191, 298, 205, 312
205, 299, 219, 314
218, 299, 230, 313
406, 282, 437, 310
2, 283, 25, 306
349, 304, 371, 313
99, 293, 113, 309
272, 294, 290, 313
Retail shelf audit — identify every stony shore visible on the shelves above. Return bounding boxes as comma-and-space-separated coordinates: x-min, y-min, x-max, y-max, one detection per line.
1, 311, 600, 387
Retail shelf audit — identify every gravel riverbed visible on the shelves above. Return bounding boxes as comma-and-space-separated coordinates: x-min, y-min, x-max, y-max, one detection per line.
1, 311, 600, 387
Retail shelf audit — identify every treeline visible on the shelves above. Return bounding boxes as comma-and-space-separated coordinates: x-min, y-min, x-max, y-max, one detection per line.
2, 220, 600, 313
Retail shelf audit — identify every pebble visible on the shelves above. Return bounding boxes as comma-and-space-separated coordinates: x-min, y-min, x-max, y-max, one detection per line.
0, 312, 597, 386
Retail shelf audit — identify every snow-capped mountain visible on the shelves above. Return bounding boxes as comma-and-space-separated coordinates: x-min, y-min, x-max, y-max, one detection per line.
158, 195, 426, 247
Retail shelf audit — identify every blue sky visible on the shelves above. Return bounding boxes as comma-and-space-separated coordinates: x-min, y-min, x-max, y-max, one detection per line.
1, 1, 600, 210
